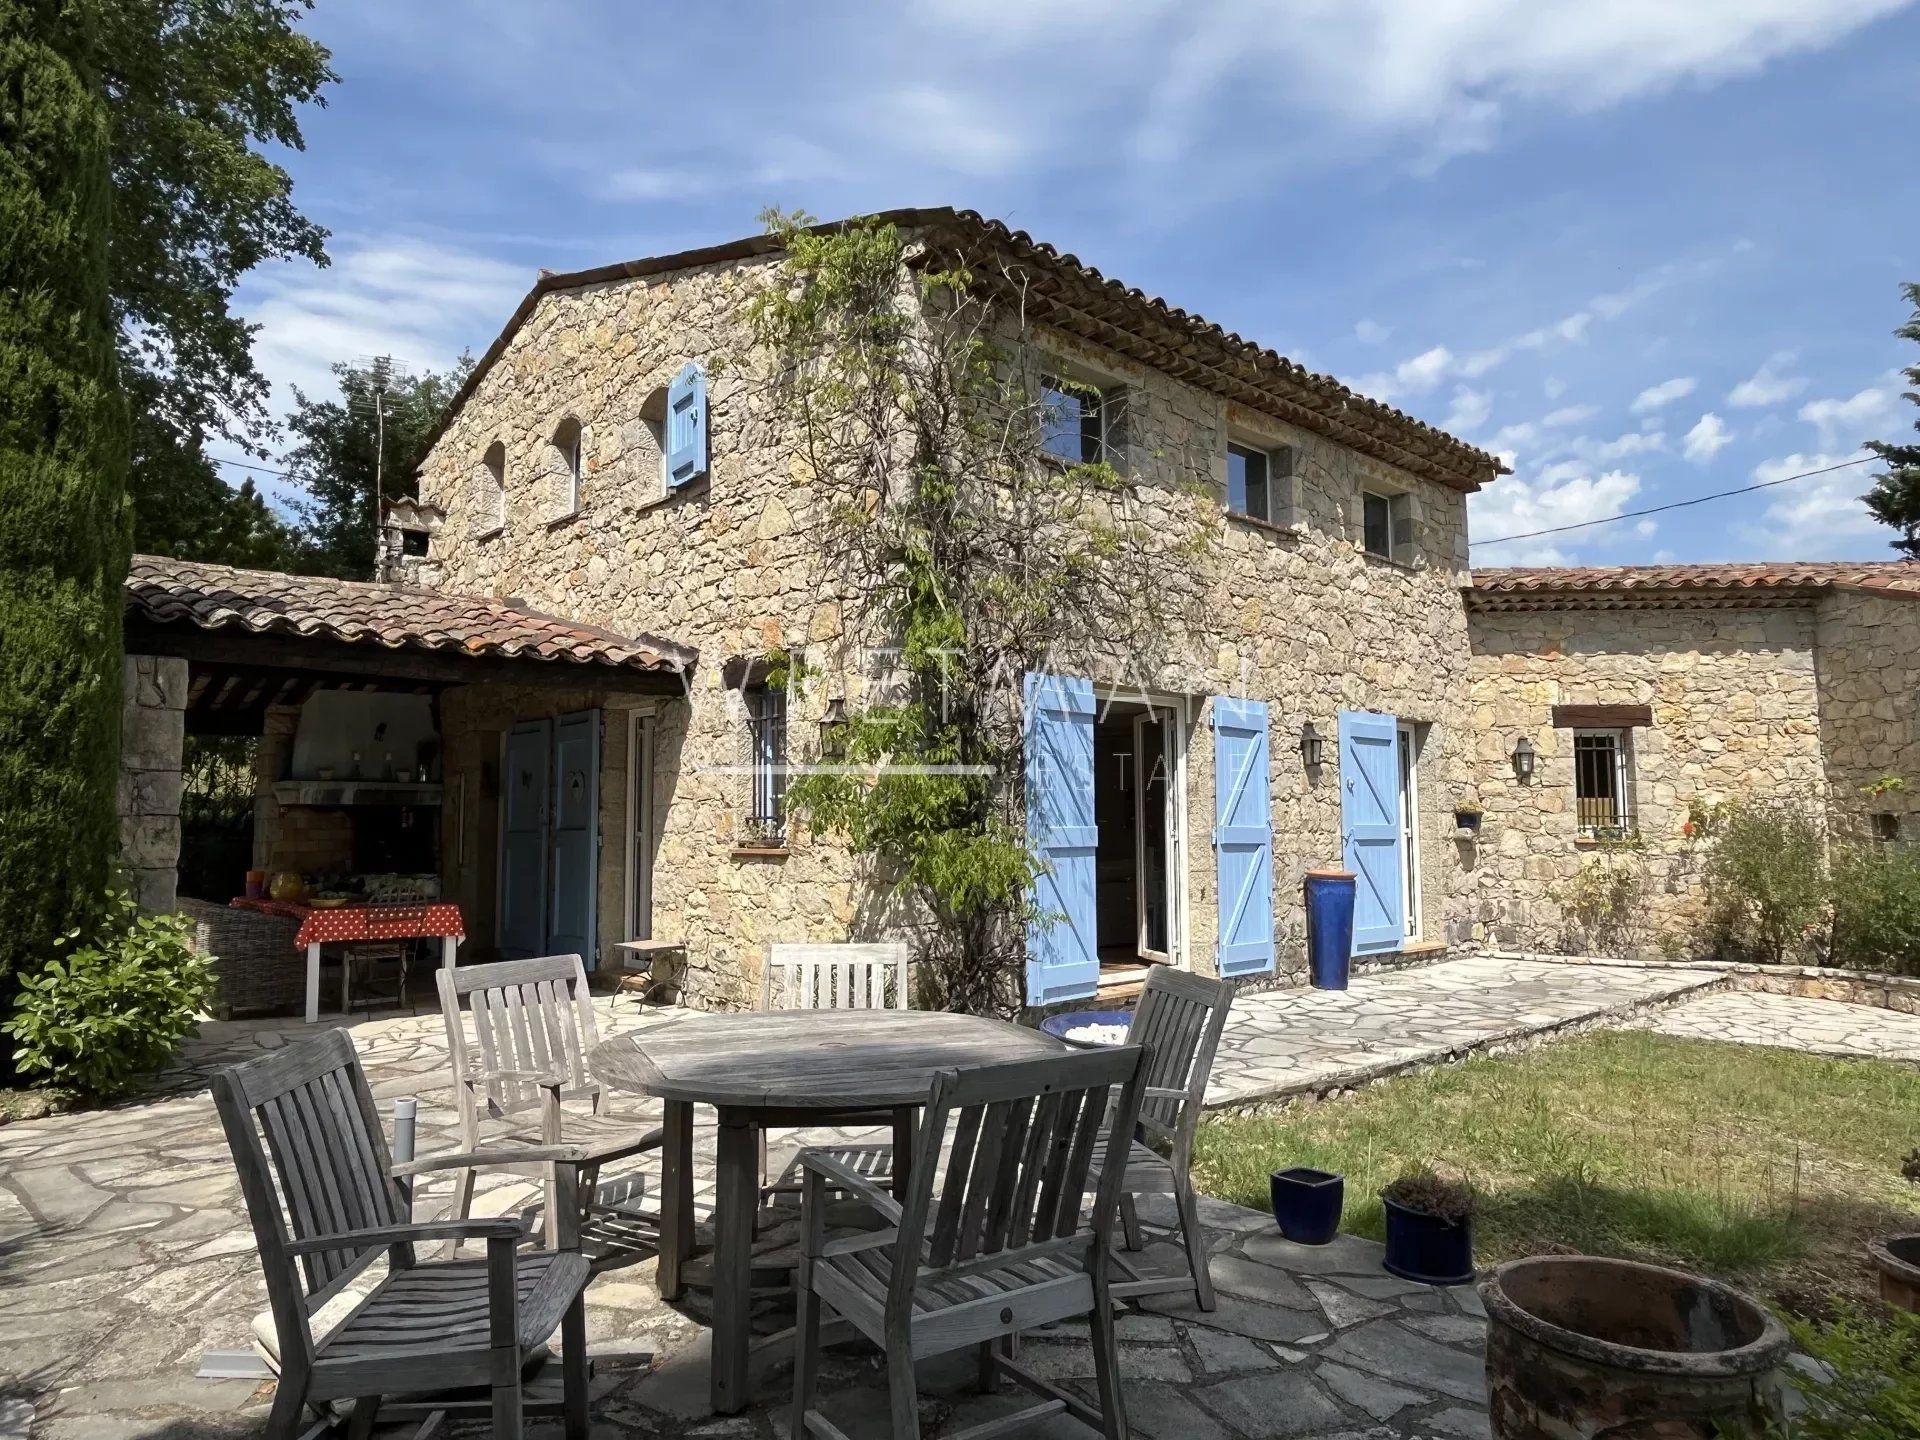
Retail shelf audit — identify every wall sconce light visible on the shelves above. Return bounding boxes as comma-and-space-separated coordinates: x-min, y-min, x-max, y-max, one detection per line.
1300, 720, 1325, 769
1512, 735, 1536, 781
820, 698, 848, 760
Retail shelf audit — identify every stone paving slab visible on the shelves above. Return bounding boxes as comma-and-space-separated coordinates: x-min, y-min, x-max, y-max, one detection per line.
1633, 987, 1920, 1062
1205, 956, 1721, 1107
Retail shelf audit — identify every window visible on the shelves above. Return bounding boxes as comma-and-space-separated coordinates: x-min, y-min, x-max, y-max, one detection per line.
637, 386, 669, 493
1574, 729, 1633, 837
1227, 442, 1295, 526
1362, 488, 1413, 561
552, 417, 585, 514
1040, 374, 1118, 465
746, 685, 788, 844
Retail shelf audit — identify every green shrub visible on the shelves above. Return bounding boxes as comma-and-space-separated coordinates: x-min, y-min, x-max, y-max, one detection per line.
1829, 843, 1920, 976
1700, 800, 1830, 965
1743, 1305, 1920, 1440
4, 892, 213, 1097
1554, 840, 1649, 957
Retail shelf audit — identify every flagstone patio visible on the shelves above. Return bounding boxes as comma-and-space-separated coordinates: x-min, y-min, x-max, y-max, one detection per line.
4, 954, 1912, 1437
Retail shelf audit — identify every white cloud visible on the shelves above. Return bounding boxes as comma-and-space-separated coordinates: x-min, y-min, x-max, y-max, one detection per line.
1742, 451, 1886, 557
1443, 386, 1493, 435
1470, 465, 1643, 565
1543, 377, 1567, 400
1629, 376, 1697, 414
1587, 430, 1666, 462
239, 237, 529, 419
1682, 412, 1733, 463
882, 85, 1030, 174
1799, 383, 1906, 450
1728, 351, 1810, 408
1543, 404, 1598, 427
1354, 318, 1391, 345
1352, 344, 1454, 401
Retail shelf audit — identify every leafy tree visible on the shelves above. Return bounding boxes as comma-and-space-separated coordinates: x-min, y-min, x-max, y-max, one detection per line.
746, 213, 1201, 1014
0, 0, 133, 994
100, 0, 334, 565
282, 357, 473, 579
1864, 282, 1920, 559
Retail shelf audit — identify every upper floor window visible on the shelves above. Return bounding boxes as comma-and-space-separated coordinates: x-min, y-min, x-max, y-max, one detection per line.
1574, 729, 1634, 838
552, 417, 585, 514
1361, 488, 1413, 562
1040, 374, 1122, 466
472, 440, 506, 537
1228, 441, 1297, 528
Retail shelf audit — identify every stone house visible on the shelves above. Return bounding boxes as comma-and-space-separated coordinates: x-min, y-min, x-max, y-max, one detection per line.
114, 211, 1920, 1016
407, 208, 1505, 1010
1463, 562, 1920, 949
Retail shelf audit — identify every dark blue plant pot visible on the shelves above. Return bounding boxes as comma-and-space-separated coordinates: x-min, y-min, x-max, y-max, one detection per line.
1305, 868, 1355, 990
1381, 1197, 1475, 1285
1269, 1167, 1344, 1245
1039, 1009, 1134, 1049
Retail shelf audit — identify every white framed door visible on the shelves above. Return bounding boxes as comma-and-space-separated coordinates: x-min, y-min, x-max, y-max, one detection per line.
1396, 722, 1422, 944
1132, 708, 1182, 964
624, 709, 655, 942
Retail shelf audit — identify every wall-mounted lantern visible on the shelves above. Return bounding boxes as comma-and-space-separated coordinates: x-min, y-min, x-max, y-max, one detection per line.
1300, 720, 1325, 770
1512, 735, 1536, 782
820, 698, 848, 760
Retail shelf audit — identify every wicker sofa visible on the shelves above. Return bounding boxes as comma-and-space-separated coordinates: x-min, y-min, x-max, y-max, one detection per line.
180, 897, 305, 1018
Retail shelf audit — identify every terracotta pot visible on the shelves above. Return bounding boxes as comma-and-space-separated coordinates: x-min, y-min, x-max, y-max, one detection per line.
1480, 1256, 1789, 1440
1869, 1233, 1920, 1312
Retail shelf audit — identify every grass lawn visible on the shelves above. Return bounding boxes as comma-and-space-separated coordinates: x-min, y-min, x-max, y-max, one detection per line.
1193, 1029, 1920, 1312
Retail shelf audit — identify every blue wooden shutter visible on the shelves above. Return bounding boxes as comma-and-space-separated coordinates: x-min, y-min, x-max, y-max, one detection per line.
666, 362, 708, 488
1024, 672, 1099, 1006
1212, 696, 1275, 976
500, 719, 552, 960
1339, 709, 1403, 955
548, 709, 601, 966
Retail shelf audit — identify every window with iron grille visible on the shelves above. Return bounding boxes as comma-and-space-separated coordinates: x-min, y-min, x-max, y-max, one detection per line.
1574, 729, 1633, 837
746, 685, 788, 843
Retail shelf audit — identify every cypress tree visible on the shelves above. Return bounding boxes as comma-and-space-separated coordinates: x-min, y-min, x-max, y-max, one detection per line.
0, 0, 132, 995
1864, 283, 1920, 559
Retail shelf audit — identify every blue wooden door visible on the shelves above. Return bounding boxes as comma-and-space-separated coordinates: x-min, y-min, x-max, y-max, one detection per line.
1339, 709, 1404, 955
500, 719, 551, 959
1024, 672, 1100, 1006
548, 709, 601, 966
1213, 696, 1276, 976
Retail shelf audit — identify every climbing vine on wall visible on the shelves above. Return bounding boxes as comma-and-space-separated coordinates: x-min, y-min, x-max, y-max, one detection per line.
746, 211, 1206, 1014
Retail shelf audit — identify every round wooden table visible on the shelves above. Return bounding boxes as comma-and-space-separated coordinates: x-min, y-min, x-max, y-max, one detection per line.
591, 1010, 1068, 1414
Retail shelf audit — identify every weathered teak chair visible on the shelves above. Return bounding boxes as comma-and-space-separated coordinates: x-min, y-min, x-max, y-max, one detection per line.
439, 954, 664, 1249
1098, 967, 1236, 1312
791, 1046, 1150, 1440
212, 1028, 591, 1439
760, 942, 914, 1200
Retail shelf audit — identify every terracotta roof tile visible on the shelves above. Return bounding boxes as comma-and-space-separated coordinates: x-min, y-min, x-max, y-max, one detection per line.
1469, 561, 1920, 607
417, 208, 1505, 496
125, 555, 695, 674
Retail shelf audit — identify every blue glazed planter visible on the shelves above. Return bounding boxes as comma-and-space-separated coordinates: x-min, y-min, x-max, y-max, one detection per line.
1305, 868, 1356, 990
1269, 1167, 1344, 1245
1382, 1197, 1475, 1285
1039, 1009, 1134, 1049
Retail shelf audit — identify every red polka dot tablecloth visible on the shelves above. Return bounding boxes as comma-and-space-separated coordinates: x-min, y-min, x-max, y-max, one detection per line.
282, 902, 465, 951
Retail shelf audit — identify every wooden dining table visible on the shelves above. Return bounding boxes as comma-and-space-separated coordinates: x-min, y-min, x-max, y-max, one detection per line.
590, 1009, 1070, 1414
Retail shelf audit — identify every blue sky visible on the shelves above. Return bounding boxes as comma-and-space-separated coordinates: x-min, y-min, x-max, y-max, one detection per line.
224, 0, 1920, 565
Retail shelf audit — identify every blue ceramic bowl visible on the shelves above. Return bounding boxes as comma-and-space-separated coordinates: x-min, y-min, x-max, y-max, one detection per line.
1040, 1009, 1135, 1049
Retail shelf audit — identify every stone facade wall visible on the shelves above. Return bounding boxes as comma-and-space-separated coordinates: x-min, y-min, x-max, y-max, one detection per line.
1814, 587, 1920, 839
416, 241, 1481, 1005
119, 654, 187, 912
1464, 602, 1827, 950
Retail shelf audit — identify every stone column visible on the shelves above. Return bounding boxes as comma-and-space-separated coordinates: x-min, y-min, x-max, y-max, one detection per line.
119, 654, 187, 912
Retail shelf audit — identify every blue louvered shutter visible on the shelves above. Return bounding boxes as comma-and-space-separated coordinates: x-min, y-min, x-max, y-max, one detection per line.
666, 362, 708, 488
1339, 710, 1404, 955
1212, 696, 1275, 976
1024, 672, 1099, 1006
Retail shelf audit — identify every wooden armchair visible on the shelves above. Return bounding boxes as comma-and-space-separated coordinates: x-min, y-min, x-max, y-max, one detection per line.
1096, 967, 1236, 1311
791, 1046, 1150, 1440
438, 954, 663, 1250
212, 1028, 591, 1439
760, 942, 914, 1200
